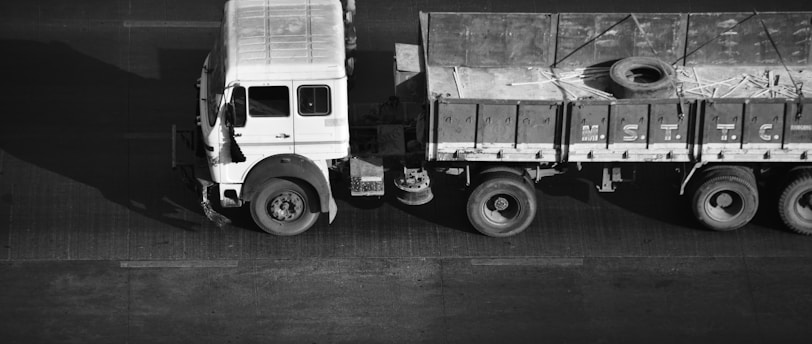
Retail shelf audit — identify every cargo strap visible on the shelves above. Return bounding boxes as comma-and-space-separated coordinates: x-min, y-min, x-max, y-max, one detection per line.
753, 10, 804, 117
672, 13, 756, 66
630, 14, 657, 57
552, 14, 631, 67
630, 13, 686, 117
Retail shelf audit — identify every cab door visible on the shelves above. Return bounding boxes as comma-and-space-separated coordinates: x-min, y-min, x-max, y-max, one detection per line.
293, 80, 349, 159
224, 84, 294, 182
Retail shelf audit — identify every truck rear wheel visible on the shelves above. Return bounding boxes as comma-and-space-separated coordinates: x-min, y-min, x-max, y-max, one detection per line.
690, 169, 758, 231
778, 171, 812, 235
467, 173, 537, 237
250, 178, 319, 236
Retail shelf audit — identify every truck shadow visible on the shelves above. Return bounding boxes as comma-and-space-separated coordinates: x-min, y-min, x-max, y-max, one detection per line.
0, 40, 208, 231
539, 165, 787, 233
329, 168, 478, 234
375, 163, 787, 235
542, 166, 700, 230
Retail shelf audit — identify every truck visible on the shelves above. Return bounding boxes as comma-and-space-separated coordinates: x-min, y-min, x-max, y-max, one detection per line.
173, 0, 812, 237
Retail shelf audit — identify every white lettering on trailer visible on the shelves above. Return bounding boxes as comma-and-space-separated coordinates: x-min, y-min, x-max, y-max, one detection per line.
660, 124, 679, 141
623, 124, 639, 141
582, 125, 600, 142
791, 124, 812, 131
717, 123, 737, 141
759, 124, 779, 141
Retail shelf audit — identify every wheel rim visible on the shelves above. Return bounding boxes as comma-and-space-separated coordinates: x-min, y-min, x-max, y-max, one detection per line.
482, 193, 521, 225
267, 191, 305, 222
794, 191, 812, 222
705, 190, 744, 222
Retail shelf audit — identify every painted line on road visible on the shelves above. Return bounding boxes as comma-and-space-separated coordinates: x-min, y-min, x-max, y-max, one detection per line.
0, 132, 168, 140
470, 258, 584, 267
123, 132, 168, 140
120, 260, 239, 268
123, 20, 220, 28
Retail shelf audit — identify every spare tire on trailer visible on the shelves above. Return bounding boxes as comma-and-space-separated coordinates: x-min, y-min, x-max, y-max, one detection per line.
609, 56, 676, 99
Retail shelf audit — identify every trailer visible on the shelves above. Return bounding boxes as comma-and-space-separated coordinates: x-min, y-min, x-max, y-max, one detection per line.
173, 0, 812, 236
387, 10, 812, 237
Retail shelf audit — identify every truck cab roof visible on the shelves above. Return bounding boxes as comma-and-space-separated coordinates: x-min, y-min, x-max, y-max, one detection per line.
224, 0, 346, 82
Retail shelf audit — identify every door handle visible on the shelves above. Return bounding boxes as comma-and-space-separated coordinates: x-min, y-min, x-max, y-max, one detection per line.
276, 133, 290, 139
233, 133, 242, 137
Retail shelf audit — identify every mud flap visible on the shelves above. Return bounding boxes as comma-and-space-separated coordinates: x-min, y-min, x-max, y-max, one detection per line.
328, 194, 338, 223
199, 178, 231, 227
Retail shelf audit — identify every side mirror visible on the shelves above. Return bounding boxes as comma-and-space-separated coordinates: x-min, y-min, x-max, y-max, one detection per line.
229, 86, 247, 127
225, 102, 235, 126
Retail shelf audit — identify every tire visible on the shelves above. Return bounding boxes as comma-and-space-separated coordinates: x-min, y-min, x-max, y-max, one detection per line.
690, 172, 759, 232
250, 178, 319, 236
609, 56, 675, 99
778, 171, 812, 235
467, 173, 537, 237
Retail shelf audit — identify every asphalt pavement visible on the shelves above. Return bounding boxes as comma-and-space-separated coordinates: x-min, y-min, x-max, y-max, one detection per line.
2, 1, 812, 343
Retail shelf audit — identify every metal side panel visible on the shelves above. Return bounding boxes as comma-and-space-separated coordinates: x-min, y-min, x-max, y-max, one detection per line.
742, 102, 785, 148
433, 99, 561, 162
568, 100, 692, 162
685, 12, 812, 66
426, 12, 554, 67
698, 99, 807, 162
555, 13, 685, 67
516, 103, 559, 161
647, 102, 692, 161
476, 104, 517, 149
782, 101, 812, 161
421, 12, 437, 161
700, 100, 744, 161
436, 102, 477, 150
608, 103, 649, 148
604, 102, 686, 162
567, 102, 610, 161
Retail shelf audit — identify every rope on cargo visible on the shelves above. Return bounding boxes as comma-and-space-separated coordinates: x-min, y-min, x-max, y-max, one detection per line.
552, 14, 631, 67
630, 13, 685, 117
630, 13, 658, 57
753, 10, 804, 117
672, 13, 756, 66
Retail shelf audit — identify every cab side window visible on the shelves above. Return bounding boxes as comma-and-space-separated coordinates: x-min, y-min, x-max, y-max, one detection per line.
249, 86, 289, 117
298, 85, 331, 116
231, 86, 247, 127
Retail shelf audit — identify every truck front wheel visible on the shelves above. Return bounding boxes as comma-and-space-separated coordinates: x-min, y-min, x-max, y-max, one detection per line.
690, 171, 758, 231
250, 178, 319, 236
467, 173, 537, 237
778, 171, 812, 235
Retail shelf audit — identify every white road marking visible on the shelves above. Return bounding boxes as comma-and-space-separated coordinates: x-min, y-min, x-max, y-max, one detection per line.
123, 20, 220, 28
470, 258, 584, 267
120, 260, 239, 268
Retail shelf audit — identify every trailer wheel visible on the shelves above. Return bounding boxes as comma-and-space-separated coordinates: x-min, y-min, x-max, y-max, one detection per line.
778, 171, 812, 235
609, 56, 675, 99
467, 173, 537, 237
250, 178, 319, 236
690, 172, 758, 232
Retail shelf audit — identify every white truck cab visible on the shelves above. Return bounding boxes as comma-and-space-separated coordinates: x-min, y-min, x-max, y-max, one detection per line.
197, 0, 351, 235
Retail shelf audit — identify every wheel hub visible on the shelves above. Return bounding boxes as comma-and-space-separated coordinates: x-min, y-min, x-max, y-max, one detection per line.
706, 190, 744, 222
802, 192, 812, 207
715, 193, 734, 208
493, 197, 509, 211
269, 192, 303, 221
796, 191, 812, 221
482, 194, 521, 225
